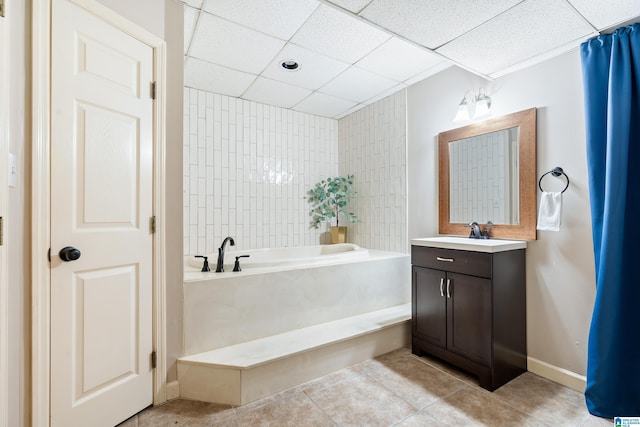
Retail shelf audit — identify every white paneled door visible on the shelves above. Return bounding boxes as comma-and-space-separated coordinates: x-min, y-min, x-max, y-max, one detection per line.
50, 0, 154, 426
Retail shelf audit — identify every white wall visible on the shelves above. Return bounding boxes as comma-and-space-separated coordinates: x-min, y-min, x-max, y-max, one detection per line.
339, 89, 408, 253
162, 0, 185, 385
183, 87, 338, 253
408, 50, 597, 377
6, 0, 31, 424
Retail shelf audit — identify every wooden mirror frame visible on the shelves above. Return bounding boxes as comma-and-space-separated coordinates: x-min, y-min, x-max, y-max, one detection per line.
438, 107, 537, 240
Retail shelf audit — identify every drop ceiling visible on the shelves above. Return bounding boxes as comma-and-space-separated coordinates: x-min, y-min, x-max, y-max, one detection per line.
182, 0, 640, 119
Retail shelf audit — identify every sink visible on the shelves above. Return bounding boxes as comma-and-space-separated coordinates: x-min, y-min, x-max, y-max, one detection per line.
410, 236, 527, 253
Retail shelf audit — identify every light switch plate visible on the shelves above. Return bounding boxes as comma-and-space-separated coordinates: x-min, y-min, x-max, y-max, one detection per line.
8, 153, 16, 188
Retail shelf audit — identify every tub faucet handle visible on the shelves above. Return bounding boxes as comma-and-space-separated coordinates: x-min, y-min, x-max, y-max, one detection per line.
195, 255, 210, 272
232, 255, 250, 272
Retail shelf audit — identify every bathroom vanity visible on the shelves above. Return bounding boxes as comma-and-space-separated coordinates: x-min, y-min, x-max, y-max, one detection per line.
410, 237, 527, 391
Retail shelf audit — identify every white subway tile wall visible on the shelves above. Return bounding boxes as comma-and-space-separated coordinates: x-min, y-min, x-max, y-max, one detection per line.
184, 87, 338, 255
338, 90, 408, 253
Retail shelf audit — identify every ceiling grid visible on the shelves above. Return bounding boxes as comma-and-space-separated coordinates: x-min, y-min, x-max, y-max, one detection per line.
182, 0, 640, 118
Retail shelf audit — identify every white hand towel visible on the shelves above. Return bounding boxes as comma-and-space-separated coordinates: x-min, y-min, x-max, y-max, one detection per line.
537, 192, 562, 231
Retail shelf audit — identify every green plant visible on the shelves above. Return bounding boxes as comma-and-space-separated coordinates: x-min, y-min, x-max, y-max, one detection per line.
307, 175, 358, 229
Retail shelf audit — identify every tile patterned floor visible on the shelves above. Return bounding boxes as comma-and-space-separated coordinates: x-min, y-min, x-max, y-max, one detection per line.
118, 348, 612, 427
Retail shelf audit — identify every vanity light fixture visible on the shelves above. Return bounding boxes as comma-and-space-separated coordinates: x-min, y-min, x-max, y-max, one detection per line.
453, 88, 492, 123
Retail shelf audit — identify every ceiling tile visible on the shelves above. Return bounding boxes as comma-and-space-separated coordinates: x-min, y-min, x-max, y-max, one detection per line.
190, 12, 286, 74
363, 84, 406, 105
360, 0, 522, 49
325, 0, 373, 14
203, 0, 319, 40
293, 92, 357, 118
184, 57, 257, 97
356, 37, 448, 82
242, 77, 313, 109
319, 66, 399, 103
184, 6, 199, 54
436, 0, 596, 76
403, 62, 452, 86
261, 43, 350, 90
179, 0, 203, 8
568, 0, 640, 30
291, 4, 391, 64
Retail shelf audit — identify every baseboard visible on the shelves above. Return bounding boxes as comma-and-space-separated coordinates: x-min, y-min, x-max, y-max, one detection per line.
166, 381, 180, 401
527, 357, 586, 392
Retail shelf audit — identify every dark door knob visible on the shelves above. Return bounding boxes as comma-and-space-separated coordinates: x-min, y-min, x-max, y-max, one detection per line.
59, 246, 81, 262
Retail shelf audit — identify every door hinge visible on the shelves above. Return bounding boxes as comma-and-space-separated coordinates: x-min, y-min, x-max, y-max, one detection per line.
151, 351, 157, 369
0, 217, 3, 246
150, 216, 156, 234
151, 81, 156, 100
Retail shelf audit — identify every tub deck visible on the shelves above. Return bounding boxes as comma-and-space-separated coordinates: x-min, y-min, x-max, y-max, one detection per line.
178, 247, 411, 406
180, 303, 410, 369
178, 304, 410, 405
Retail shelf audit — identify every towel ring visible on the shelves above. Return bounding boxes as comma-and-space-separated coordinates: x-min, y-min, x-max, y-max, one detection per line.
538, 167, 569, 193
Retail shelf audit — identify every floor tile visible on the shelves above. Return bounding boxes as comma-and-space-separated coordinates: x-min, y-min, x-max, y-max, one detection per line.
393, 411, 442, 426
578, 413, 614, 426
424, 386, 547, 427
128, 349, 603, 427
306, 374, 417, 426
494, 372, 591, 426
222, 391, 334, 427
137, 399, 236, 427
301, 363, 364, 395
116, 415, 138, 427
233, 383, 309, 416
364, 348, 466, 409
411, 350, 480, 386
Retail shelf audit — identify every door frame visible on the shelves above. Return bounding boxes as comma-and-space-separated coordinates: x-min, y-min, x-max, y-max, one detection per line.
0, 3, 10, 426
32, 0, 168, 425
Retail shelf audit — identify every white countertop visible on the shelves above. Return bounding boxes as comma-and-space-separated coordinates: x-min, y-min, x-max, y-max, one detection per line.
411, 236, 527, 253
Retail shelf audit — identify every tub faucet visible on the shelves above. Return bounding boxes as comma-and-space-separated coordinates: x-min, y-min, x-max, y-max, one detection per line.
215, 236, 235, 272
466, 222, 481, 239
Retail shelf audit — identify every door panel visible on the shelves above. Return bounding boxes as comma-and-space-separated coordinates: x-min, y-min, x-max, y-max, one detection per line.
412, 266, 447, 347
79, 103, 140, 225
50, 0, 154, 426
77, 265, 138, 392
447, 272, 492, 366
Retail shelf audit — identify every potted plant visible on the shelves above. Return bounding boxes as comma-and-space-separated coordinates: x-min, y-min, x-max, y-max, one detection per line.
307, 175, 358, 244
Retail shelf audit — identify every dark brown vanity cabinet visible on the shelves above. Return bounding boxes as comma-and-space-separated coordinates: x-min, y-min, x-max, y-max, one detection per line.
411, 245, 526, 391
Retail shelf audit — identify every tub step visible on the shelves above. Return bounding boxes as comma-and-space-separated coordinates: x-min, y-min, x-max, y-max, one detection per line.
177, 303, 411, 405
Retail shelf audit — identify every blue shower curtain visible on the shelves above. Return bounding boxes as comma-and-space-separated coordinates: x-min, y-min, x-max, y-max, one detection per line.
581, 23, 640, 418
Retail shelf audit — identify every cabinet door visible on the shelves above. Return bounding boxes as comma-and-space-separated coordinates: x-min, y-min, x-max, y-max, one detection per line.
447, 272, 492, 366
412, 266, 447, 347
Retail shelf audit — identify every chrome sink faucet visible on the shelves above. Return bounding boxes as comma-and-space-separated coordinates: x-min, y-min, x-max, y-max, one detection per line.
215, 236, 235, 272
466, 222, 481, 239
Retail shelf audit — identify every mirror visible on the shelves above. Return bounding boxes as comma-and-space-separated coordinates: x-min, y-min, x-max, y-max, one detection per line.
438, 108, 537, 240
